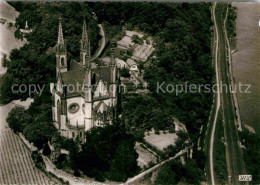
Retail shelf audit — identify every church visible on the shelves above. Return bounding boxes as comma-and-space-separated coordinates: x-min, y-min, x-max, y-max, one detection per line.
50, 20, 118, 140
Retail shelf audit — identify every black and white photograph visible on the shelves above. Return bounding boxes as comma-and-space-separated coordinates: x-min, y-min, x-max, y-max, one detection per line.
0, 0, 259, 184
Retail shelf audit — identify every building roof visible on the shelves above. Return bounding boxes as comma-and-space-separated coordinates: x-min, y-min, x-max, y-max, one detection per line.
117, 36, 134, 49
102, 57, 127, 69
60, 69, 85, 95
101, 57, 110, 64
70, 60, 84, 70
92, 66, 111, 84
125, 30, 144, 38
115, 58, 127, 68
59, 60, 112, 97
93, 101, 110, 112
126, 58, 137, 66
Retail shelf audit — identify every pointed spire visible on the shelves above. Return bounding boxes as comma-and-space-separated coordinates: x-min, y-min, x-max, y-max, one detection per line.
81, 19, 91, 67
81, 20, 88, 43
58, 18, 64, 45
81, 20, 89, 53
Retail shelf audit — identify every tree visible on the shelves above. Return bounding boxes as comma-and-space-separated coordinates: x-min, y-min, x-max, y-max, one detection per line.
42, 143, 51, 156
109, 140, 139, 181
1, 2, 101, 104
23, 121, 51, 149
6, 106, 30, 133
163, 145, 179, 157
131, 34, 142, 44
155, 160, 182, 185
156, 159, 203, 185
120, 67, 130, 78
183, 159, 204, 184
70, 124, 139, 182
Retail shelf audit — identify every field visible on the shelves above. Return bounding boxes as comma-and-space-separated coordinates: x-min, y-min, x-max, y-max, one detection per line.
144, 131, 178, 151
0, 98, 60, 184
0, 129, 61, 184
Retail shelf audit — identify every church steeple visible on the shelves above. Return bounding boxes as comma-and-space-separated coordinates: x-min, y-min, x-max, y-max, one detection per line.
81, 20, 88, 44
58, 20, 64, 45
110, 43, 117, 105
110, 46, 116, 67
80, 20, 91, 67
56, 18, 67, 76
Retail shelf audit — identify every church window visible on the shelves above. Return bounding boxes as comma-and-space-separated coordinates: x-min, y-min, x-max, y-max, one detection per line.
68, 103, 79, 114
72, 132, 75, 138
61, 57, 65, 66
82, 104, 85, 114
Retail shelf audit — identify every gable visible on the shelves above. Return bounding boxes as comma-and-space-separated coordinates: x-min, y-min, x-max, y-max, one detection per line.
93, 79, 109, 99
92, 66, 111, 84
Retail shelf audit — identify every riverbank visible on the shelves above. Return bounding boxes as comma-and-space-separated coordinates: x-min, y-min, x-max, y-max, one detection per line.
232, 2, 260, 136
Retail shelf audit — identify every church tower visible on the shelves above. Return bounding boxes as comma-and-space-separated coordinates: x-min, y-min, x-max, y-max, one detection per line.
56, 19, 67, 76
84, 63, 92, 131
80, 20, 91, 67
110, 44, 117, 106
83, 31, 92, 131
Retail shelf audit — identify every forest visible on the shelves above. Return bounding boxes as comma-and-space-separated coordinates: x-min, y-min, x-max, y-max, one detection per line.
4, 2, 214, 183
2, 2, 100, 103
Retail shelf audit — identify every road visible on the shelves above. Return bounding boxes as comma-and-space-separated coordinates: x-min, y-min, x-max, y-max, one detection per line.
204, 3, 220, 185
215, 3, 247, 184
209, 3, 221, 185
91, 24, 106, 61
205, 3, 247, 185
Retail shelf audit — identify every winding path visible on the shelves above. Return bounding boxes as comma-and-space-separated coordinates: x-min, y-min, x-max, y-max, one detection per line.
91, 24, 106, 61
209, 3, 221, 185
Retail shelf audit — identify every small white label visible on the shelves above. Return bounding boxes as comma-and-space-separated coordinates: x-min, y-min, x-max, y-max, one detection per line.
239, 175, 252, 181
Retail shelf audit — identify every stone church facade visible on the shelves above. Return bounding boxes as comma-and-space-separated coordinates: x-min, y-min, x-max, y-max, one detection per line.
50, 20, 117, 140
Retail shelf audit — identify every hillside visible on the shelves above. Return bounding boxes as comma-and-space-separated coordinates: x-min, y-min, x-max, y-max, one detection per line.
0, 129, 61, 184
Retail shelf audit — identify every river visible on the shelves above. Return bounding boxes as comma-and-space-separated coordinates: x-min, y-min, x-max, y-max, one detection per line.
232, 2, 260, 136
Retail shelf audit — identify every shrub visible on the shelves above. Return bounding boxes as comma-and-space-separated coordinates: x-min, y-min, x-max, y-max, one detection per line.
70, 124, 139, 182
42, 143, 51, 156
73, 169, 81, 177
156, 159, 203, 185
6, 106, 29, 133
120, 67, 130, 78
31, 151, 45, 170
